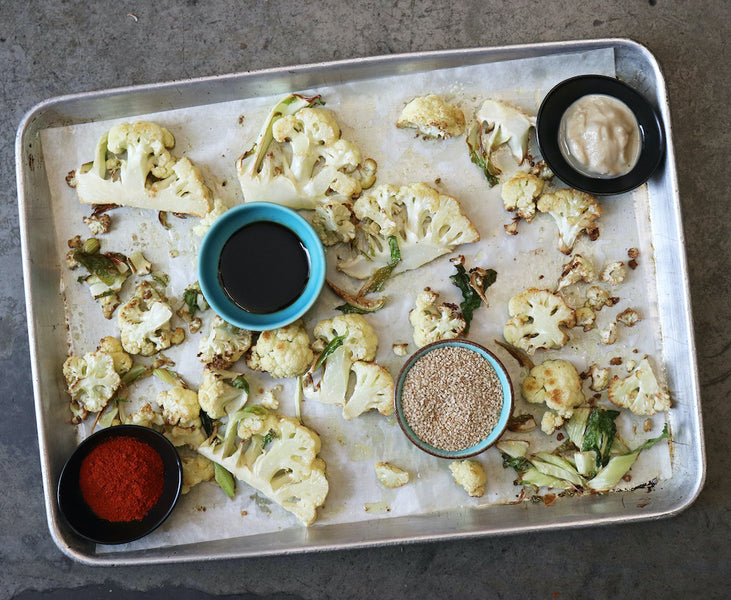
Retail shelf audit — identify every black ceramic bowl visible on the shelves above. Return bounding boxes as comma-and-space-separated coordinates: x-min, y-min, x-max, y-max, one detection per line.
57, 425, 183, 545
536, 75, 665, 195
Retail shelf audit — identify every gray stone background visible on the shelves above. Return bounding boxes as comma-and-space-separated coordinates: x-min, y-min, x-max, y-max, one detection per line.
1, 0, 728, 598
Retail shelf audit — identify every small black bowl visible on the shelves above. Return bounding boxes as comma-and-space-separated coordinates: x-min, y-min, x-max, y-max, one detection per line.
536, 75, 665, 195
57, 425, 183, 545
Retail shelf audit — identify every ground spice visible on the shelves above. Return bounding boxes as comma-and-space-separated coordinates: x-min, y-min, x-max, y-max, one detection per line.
79, 436, 164, 522
402, 346, 503, 451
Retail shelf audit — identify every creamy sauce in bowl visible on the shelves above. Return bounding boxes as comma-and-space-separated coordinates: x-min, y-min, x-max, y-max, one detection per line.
559, 94, 642, 178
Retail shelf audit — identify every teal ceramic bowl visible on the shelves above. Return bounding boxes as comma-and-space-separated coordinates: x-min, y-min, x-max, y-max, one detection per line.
198, 203, 326, 331
394, 340, 514, 459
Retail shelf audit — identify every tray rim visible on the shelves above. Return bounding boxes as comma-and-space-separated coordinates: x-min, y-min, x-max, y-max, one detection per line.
16, 37, 706, 565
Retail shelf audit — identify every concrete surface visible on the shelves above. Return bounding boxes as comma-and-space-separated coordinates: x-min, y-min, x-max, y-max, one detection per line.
1, 0, 729, 598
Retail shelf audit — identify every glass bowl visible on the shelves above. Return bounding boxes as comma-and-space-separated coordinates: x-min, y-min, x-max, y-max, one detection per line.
394, 339, 514, 459
57, 425, 183, 545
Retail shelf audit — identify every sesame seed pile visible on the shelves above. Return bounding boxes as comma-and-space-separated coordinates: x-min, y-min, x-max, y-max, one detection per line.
401, 346, 503, 452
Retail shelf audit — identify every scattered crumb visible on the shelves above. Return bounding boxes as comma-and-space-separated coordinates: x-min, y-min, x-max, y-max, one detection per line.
392, 343, 409, 357
643, 419, 653, 432
628, 248, 640, 259
610, 357, 623, 366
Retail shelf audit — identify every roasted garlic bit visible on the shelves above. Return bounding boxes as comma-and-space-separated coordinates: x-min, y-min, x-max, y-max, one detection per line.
375, 462, 410, 488
600, 261, 627, 286
396, 94, 465, 139
449, 460, 486, 497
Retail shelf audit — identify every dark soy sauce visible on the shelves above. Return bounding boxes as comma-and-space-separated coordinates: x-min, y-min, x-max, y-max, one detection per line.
218, 221, 310, 314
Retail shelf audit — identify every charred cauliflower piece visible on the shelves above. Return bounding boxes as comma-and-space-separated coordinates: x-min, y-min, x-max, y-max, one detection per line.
198, 315, 253, 369
608, 357, 670, 415
556, 254, 596, 291
375, 462, 410, 488
75, 121, 212, 217
503, 288, 576, 355
466, 99, 535, 187
522, 359, 586, 418
236, 95, 376, 209
501, 170, 545, 222
600, 261, 627, 286
311, 196, 356, 246
197, 407, 329, 526
409, 288, 466, 348
537, 188, 602, 254
118, 281, 185, 356
246, 320, 314, 379
449, 460, 487, 497
396, 94, 465, 139
340, 182, 479, 280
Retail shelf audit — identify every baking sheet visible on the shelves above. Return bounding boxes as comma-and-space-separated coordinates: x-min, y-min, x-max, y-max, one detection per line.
37, 46, 674, 553
19, 40, 702, 564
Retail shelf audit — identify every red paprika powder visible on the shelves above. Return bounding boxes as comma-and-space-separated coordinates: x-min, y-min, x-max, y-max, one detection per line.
79, 436, 165, 522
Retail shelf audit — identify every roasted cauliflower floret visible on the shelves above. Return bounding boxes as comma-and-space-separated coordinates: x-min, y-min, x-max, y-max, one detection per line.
343, 361, 395, 420
198, 366, 249, 419
375, 462, 410, 488
616, 307, 641, 327
522, 359, 585, 418
396, 94, 465, 139
541, 411, 566, 436
311, 196, 356, 246
236, 95, 376, 209
466, 99, 535, 187
63, 350, 122, 417
501, 170, 545, 222
246, 320, 314, 379
157, 387, 201, 426
193, 198, 230, 237
600, 322, 618, 345
556, 254, 596, 290
537, 188, 602, 254
198, 315, 253, 369
588, 364, 611, 392
156, 387, 206, 448
449, 460, 486, 497
409, 288, 466, 348
197, 407, 329, 526
600, 261, 627, 286
607, 357, 671, 415
75, 121, 212, 217
503, 288, 576, 355
304, 314, 379, 408
339, 182, 479, 280
118, 281, 185, 356
575, 306, 596, 331
181, 455, 215, 494
586, 285, 619, 311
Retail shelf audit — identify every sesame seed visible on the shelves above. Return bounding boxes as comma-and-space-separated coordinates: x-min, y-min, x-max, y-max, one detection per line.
401, 346, 503, 451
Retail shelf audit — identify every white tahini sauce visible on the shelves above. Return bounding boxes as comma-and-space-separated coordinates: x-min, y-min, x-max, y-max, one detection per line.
559, 94, 642, 178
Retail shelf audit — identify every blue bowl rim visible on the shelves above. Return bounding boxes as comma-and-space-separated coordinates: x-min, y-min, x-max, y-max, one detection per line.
394, 339, 515, 459
57, 424, 183, 545
536, 74, 665, 196
197, 202, 326, 331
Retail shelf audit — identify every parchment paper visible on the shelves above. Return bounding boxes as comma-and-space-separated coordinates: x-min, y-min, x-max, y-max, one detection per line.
40, 47, 672, 553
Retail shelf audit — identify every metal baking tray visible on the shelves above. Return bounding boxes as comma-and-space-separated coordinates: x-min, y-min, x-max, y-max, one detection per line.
16, 38, 705, 565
